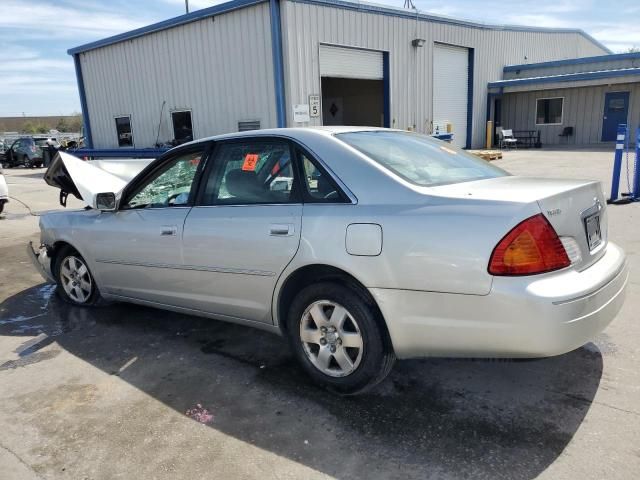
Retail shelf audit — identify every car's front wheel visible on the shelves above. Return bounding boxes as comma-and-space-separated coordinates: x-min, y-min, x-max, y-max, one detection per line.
54, 246, 103, 306
286, 282, 395, 394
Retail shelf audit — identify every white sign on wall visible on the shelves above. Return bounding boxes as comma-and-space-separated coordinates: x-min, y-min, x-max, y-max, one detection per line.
293, 104, 310, 123
309, 95, 320, 118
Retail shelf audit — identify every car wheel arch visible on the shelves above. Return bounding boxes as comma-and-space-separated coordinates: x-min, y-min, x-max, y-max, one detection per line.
49, 240, 94, 278
275, 264, 394, 352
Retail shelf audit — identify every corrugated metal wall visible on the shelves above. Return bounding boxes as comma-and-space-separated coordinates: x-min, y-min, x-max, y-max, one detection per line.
280, 0, 607, 148
80, 3, 276, 149
501, 83, 640, 145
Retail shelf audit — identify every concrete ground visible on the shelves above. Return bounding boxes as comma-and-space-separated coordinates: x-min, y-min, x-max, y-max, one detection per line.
0, 149, 638, 480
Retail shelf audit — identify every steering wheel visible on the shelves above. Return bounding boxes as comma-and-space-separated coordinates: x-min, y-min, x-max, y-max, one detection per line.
167, 193, 181, 205
323, 191, 339, 200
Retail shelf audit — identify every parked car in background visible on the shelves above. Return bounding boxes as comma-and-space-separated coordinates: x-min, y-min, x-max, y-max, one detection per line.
0, 167, 8, 213
30, 128, 628, 394
2, 137, 56, 168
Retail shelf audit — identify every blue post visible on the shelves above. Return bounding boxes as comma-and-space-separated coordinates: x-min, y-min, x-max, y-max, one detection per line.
609, 124, 627, 202
633, 127, 640, 200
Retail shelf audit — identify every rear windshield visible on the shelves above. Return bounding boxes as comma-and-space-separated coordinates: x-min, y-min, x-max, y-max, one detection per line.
336, 131, 508, 187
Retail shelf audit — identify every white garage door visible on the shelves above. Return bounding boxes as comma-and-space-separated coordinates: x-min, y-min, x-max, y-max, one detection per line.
319, 45, 383, 80
433, 44, 469, 148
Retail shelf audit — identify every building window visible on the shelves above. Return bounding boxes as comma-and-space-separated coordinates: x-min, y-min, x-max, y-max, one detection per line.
536, 98, 563, 125
115, 116, 134, 147
172, 110, 193, 144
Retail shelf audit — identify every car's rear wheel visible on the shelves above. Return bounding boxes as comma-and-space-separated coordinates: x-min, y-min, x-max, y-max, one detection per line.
286, 282, 395, 394
54, 246, 103, 306
23, 155, 32, 168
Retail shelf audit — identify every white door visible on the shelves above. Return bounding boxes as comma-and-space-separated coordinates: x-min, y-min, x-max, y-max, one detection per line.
433, 44, 469, 148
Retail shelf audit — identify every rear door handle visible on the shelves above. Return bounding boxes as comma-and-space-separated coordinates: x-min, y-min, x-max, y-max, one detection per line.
160, 225, 178, 236
269, 224, 294, 236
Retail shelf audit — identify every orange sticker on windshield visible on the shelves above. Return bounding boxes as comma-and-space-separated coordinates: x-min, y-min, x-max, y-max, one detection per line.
242, 154, 259, 171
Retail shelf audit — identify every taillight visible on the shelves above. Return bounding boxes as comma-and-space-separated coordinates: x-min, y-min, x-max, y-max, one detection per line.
488, 214, 570, 276
31, 145, 36, 153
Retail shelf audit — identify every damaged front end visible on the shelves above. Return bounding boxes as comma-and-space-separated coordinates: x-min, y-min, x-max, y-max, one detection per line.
43, 152, 150, 207
27, 242, 55, 283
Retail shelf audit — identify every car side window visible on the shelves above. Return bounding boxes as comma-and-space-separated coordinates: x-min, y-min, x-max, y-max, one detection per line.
122, 149, 204, 209
297, 150, 345, 202
200, 140, 298, 206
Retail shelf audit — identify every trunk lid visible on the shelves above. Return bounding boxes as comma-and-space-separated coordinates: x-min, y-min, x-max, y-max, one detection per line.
427, 176, 608, 271
536, 180, 607, 271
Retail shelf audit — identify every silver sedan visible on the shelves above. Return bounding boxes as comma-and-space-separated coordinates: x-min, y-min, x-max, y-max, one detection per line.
29, 127, 628, 394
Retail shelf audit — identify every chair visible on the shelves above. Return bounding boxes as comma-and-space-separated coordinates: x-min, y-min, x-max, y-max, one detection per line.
559, 126, 573, 143
499, 129, 518, 149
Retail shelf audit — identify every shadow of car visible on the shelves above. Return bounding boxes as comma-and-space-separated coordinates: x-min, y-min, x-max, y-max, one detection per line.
1, 280, 604, 480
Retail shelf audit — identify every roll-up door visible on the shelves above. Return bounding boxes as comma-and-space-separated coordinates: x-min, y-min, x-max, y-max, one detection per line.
320, 45, 383, 80
433, 44, 469, 148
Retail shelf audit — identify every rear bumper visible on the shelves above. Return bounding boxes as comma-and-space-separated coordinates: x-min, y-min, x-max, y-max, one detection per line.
371, 242, 628, 359
27, 242, 55, 283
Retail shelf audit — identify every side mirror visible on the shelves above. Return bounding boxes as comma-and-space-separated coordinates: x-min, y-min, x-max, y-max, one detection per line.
95, 192, 117, 211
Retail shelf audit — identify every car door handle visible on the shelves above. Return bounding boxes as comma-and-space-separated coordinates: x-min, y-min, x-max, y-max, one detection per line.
269, 224, 294, 236
160, 225, 178, 236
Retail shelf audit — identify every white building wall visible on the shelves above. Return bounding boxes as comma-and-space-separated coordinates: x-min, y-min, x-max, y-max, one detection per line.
80, 3, 276, 149
280, 0, 607, 148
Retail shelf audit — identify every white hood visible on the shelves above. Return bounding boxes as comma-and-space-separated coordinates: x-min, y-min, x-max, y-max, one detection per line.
44, 152, 153, 207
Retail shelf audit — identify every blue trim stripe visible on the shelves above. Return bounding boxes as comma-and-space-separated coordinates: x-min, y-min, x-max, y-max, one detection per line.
488, 68, 640, 88
73, 148, 169, 159
269, 0, 287, 127
382, 52, 390, 128
73, 54, 93, 149
67, 0, 267, 55
466, 48, 474, 149
504, 52, 640, 72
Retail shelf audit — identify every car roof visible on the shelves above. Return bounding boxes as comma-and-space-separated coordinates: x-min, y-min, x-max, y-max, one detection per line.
181, 126, 398, 147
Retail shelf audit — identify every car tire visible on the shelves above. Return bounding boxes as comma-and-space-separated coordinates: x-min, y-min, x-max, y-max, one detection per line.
23, 155, 32, 168
53, 245, 103, 307
0, 200, 5, 214
286, 282, 395, 395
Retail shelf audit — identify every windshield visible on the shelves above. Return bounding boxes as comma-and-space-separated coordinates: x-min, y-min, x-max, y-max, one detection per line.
336, 131, 508, 187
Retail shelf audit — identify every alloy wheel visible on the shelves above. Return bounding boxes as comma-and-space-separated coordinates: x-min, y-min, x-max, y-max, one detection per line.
299, 300, 364, 377
60, 255, 92, 303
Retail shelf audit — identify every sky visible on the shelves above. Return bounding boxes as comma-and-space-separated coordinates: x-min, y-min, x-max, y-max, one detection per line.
1, 0, 638, 117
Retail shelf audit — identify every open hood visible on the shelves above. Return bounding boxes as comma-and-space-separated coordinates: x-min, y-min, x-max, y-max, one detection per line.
44, 152, 152, 207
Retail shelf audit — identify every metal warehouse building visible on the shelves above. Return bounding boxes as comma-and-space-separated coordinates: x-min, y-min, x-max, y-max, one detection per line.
489, 52, 640, 146
68, 0, 610, 150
